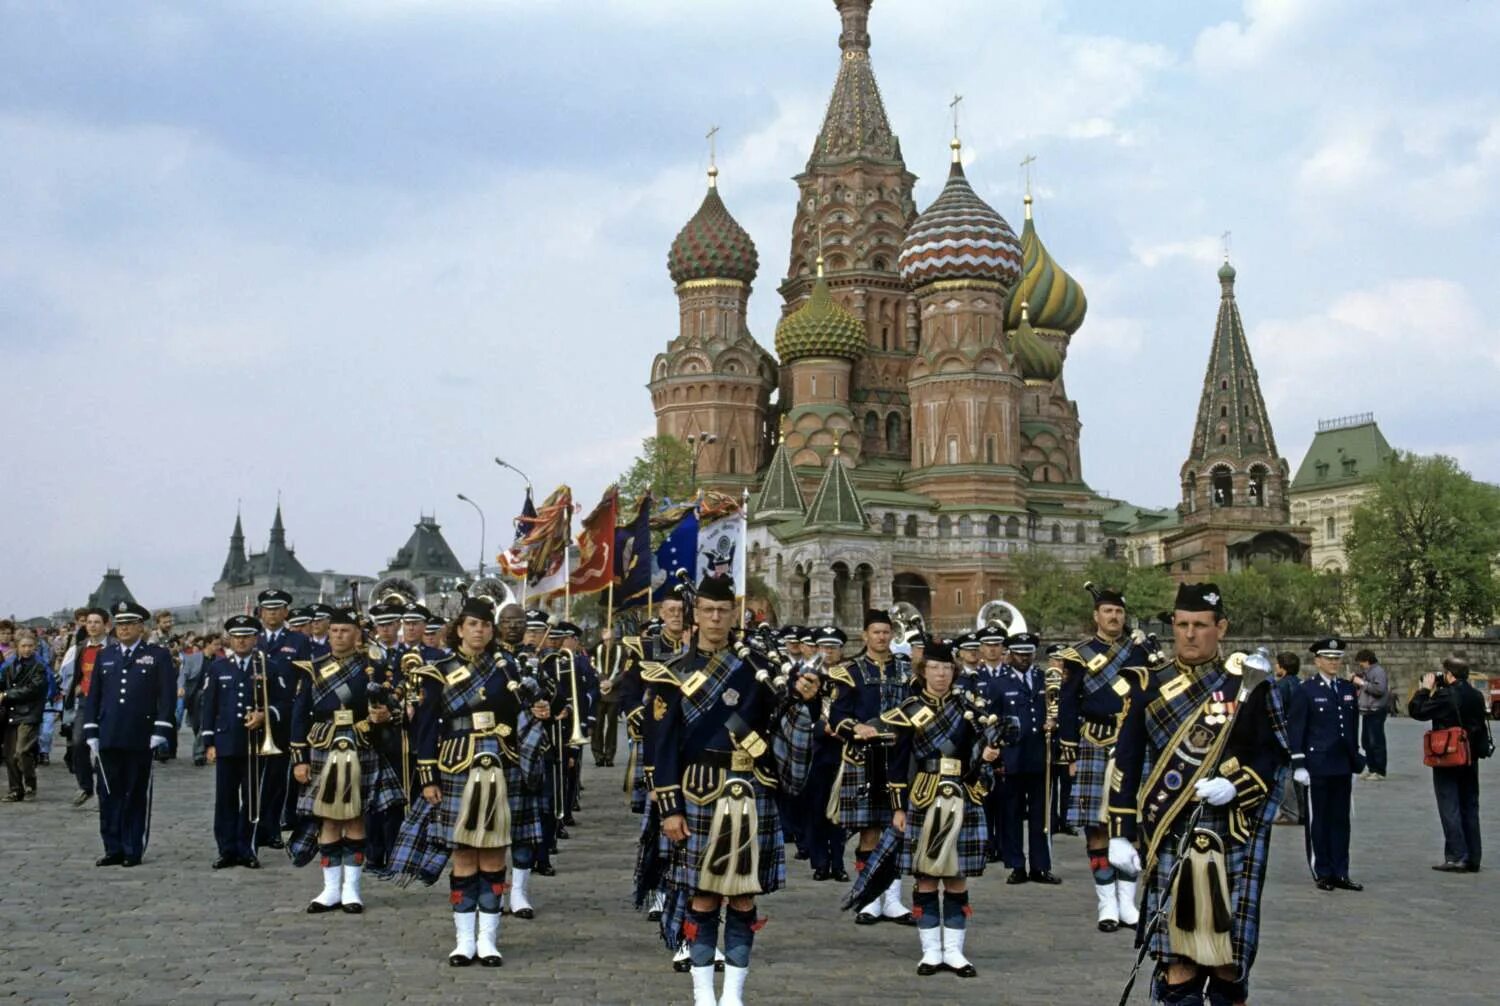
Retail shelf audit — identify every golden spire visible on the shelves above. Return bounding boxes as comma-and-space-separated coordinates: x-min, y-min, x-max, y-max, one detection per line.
1021, 153, 1037, 220
949, 92, 964, 163
816, 217, 826, 276
1021, 300, 1031, 323
707, 124, 720, 189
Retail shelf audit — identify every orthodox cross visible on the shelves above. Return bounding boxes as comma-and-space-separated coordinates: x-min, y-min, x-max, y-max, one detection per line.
949, 93, 963, 139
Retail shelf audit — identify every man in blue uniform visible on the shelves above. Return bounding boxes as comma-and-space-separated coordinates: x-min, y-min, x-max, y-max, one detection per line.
202, 614, 268, 869
802, 626, 848, 882
363, 600, 408, 868
1044, 643, 1077, 836
552, 621, 597, 828
83, 600, 175, 867
256, 588, 306, 846
306, 603, 334, 657
1289, 637, 1365, 892
825, 608, 912, 925
976, 622, 1010, 863
990, 632, 1060, 885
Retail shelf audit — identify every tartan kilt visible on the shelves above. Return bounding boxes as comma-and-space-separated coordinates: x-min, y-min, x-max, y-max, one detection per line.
899, 792, 987, 879
429, 737, 545, 849
293, 740, 403, 819
1068, 737, 1111, 828
665, 771, 785, 898
837, 756, 893, 831
1140, 769, 1285, 984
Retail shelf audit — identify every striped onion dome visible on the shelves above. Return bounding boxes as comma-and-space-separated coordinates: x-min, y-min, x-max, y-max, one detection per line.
1010, 302, 1063, 386
1004, 194, 1088, 335
775, 260, 866, 362
898, 140, 1023, 290
667, 168, 759, 286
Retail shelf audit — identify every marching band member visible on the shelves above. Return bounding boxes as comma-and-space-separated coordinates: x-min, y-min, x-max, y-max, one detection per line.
882, 640, 1001, 977
202, 615, 268, 869
287, 609, 403, 915
649, 576, 819, 1006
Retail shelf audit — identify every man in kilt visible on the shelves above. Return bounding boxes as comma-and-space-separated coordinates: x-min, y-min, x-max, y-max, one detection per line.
881, 640, 1002, 977
385, 596, 550, 966
649, 575, 819, 1006
825, 608, 914, 924
1056, 585, 1155, 932
491, 602, 554, 918
1107, 584, 1288, 1006
287, 609, 404, 915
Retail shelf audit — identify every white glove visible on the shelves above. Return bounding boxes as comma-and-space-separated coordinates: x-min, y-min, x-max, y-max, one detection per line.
1194, 776, 1237, 807
1108, 837, 1141, 875
1293, 767, 1310, 786
87, 738, 100, 757
149, 734, 168, 750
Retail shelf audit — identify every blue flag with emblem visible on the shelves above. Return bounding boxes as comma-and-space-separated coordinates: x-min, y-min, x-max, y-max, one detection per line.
616, 492, 653, 606
650, 505, 698, 603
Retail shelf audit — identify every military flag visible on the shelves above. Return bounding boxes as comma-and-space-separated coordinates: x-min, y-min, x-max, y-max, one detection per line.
496, 487, 537, 578
568, 485, 619, 597
650, 505, 698, 603
696, 491, 746, 590
522, 485, 572, 600
616, 492, 653, 606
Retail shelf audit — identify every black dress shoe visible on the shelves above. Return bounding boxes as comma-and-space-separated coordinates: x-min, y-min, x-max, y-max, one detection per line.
1029, 870, 1063, 885
121, 858, 140, 868
212, 855, 238, 870
986, 849, 1003, 864
241, 856, 261, 870
1465, 863, 1481, 873
1098, 919, 1120, 933
831, 868, 850, 883
562, 815, 577, 827
1432, 861, 1467, 872
449, 953, 474, 968
341, 902, 363, 914
1006, 868, 1029, 885
556, 826, 571, 840
917, 961, 942, 977
1315, 878, 1336, 892
96, 853, 125, 867
264, 838, 285, 851
535, 863, 556, 877
672, 956, 691, 974
479, 951, 503, 968
794, 848, 811, 860
855, 910, 881, 925
1332, 877, 1363, 891
192, 758, 207, 767
812, 868, 830, 882
307, 900, 342, 914
512, 907, 535, 920
647, 908, 662, 922
952, 962, 978, 978
715, 960, 725, 973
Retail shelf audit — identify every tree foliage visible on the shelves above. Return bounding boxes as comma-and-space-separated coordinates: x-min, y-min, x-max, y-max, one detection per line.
618, 435, 695, 508
1344, 452, 1500, 637
1214, 561, 1347, 637
1008, 555, 1176, 639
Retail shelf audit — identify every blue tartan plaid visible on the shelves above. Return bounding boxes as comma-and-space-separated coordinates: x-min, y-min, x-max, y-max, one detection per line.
772, 701, 816, 798
898, 794, 988, 879
664, 771, 785, 895
628, 741, 649, 814
1068, 737, 1111, 828
837, 753, 894, 830
379, 800, 445, 886
292, 735, 404, 819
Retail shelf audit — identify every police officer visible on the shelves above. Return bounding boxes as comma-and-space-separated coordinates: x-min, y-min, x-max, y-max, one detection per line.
1044, 643, 1076, 836
83, 601, 176, 867
953, 632, 983, 693
976, 623, 1009, 863
804, 626, 849, 883
256, 588, 305, 846
202, 615, 267, 869
1289, 636, 1365, 891
989, 632, 1060, 885
287, 606, 314, 636
306, 603, 334, 657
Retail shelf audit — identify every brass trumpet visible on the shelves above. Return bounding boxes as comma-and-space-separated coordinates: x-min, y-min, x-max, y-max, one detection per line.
246, 650, 280, 831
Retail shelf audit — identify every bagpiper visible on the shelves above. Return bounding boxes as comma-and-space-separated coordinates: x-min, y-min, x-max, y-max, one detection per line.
648, 575, 819, 1006
1107, 584, 1288, 1006
881, 640, 1003, 977
386, 596, 551, 966
286, 608, 404, 915
826, 608, 914, 924
1055, 584, 1156, 932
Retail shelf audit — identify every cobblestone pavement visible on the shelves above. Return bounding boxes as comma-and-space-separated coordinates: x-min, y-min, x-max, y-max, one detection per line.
3, 719, 1495, 1004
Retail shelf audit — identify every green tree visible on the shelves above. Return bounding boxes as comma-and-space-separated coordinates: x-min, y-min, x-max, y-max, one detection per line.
618, 435, 695, 507
1011, 553, 1092, 637
1215, 561, 1344, 636
1345, 453, 1500, 637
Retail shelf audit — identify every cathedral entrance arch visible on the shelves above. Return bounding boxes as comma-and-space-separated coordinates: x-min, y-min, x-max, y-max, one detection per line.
892, 572, 931, 625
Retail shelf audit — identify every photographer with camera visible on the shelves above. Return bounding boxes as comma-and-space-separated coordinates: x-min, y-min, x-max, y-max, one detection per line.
1408, 654, 1491, 873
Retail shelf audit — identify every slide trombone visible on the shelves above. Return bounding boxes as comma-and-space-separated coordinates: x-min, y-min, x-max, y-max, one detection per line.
246, 651, 281, 831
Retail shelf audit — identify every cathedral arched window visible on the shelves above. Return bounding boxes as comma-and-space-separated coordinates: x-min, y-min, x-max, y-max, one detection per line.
1005, 516, 1021, 538
904, 514, 919, 538
885, 413, 902, 452
1050, 522, 1063, 543
986, 515, 1001, 538
864, 411, 879, 442
958, 515, 973, 537
946, 437, 959, 465
882, 512, 897, 536
1074, 522, 1086, 544
1248, 465, 1268, 506
938, 515, 952, 539
1211, 466, 1234, 507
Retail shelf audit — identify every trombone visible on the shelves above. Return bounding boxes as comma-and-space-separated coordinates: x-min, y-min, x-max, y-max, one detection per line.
562, 647, 587, 749
246, 650, 281, 831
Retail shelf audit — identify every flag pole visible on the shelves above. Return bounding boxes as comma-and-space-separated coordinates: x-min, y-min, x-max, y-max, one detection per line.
604, 579, 615, 669
564, 504, 573, 622
738, 487, 750, 629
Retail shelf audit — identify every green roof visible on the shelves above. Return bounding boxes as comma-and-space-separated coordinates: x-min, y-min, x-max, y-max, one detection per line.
1290, 417, 1394, 491
755, 439, 806, 519
804, 452, 869, 532
1099, 499, 1178, 534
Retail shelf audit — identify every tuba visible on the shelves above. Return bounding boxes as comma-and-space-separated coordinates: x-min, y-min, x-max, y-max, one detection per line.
889, 601, 926, 644
467, 576, 518, 621
369, 575, 421, 609
975, 599, 1028, 636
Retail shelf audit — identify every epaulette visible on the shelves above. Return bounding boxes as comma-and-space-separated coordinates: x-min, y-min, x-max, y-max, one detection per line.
639, 661, 682, 688
620, 636, 645, 659
1055, 645, 1085, 667
826, 664, 856, 688
292, 659, 316, 677
881, 694, 929, 729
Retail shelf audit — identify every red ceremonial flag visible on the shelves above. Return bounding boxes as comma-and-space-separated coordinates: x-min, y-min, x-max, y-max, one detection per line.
568, 485, 619, 597
522, 485, 573, 600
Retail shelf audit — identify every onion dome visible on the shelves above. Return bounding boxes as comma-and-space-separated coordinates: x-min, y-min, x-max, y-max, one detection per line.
898, 139, 1023, 290
775, 258, 866, 362
667, 167, 759, 286
1004, 194, 1087, 335
1218, 259, 1237, 284
1010, 303, 1063, 386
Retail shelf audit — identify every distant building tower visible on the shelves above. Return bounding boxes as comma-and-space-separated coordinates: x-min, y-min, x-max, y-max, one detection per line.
380, 515, 468, 598
1162, 261, 1310, 578
87, 568, 138, 612
1288, 414, 1395, 571
650, 161, 777, 486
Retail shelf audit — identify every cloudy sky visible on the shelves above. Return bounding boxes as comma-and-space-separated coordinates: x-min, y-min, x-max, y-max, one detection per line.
4, 0, 1498, 617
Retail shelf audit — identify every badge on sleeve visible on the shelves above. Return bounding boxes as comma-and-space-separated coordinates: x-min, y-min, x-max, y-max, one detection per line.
653, 696, 669, 722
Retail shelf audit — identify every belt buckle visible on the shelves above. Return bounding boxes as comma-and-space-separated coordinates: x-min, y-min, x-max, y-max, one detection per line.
472, 711, 496, 730
333, 710, 354, 726
939, 757, 962, 776
730, 750, 754, 772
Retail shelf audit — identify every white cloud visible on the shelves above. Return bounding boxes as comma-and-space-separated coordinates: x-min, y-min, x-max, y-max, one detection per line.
1130, 236, 1223, 269
1192, 0, 1325, 72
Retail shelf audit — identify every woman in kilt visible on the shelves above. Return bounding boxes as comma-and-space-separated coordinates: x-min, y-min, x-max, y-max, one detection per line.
882, 639, 1002, 978
388, 596, 551, 967
287, 608, 405, 915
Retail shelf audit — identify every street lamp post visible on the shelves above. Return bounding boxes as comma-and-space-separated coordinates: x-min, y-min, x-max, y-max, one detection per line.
456, 493, 487, 578
494, 457, 533, 491
686, 431, 717, 491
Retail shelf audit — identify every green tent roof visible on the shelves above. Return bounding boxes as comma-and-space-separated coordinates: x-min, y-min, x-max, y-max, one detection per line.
1291, 416, 1394, 491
